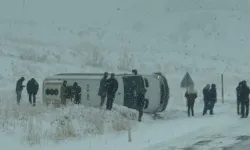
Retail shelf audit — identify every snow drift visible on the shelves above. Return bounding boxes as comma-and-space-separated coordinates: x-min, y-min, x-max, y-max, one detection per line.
0, 95, 138, 145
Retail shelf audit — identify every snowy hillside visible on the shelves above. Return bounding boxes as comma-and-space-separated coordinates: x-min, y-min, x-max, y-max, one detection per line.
0, 0, 249, 104
0, 0, 250, 149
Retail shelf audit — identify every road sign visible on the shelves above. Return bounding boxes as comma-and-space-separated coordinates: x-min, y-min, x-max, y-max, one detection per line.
180, 72, 194, 88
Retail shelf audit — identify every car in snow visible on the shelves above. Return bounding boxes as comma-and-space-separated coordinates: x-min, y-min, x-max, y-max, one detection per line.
42, 72, 169, 113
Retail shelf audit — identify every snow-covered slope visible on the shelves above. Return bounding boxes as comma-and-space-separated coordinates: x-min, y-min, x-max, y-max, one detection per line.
0, 0, 250, 149
0, 0, 249, 104
1, 0, 250, 75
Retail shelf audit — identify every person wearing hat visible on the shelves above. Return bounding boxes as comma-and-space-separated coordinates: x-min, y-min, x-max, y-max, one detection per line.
16, 77, 25, 105
98, 72, 108, 108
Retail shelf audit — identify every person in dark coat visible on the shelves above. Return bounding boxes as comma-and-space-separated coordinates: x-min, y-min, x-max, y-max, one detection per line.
136, 88, 147, 122
98, 72, 108, 107
26, 78, 39, 106
185, 86, 197, 117
72, 82, 81, 105
202, 84, 210, 115
60, 80, 67, 106
209, 84, 217, 115
106, 73, 118, 110
236, 82, 243, 115
239, 80, 250, 118
16, 77, 25, 105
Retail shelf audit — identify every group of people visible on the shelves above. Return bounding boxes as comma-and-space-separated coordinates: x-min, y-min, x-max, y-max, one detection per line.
236, 80, 250, 118
98, 72, 119, 110
184, 84, 217, 117
185, 80, 250, 119
15, 72, 250, 122
58, 80, 82, 106
15, 69, 147, 122
15, 77, 39, 106
15, 77, 81, 106
98, 70, 147, 122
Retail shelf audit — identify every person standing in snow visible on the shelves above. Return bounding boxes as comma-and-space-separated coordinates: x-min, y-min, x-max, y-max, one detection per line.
185, 85, 197, 117
202, 84, 210, 115
239, 80, 250, 118
136, 87, 147, 122
26, 78, 39, 106
208, 84, 217, 115
106, 73, 118, 110
16, 77, 25, 105
72, 82, 81, 105
236, 81, 243, 115
60, 80, 68, 106
98, 72, 108, 108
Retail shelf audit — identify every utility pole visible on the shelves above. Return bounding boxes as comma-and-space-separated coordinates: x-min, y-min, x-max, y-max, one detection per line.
221, 74, 224, 103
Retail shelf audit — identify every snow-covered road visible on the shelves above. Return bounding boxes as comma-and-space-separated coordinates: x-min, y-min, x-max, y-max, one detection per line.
229, 140, 250, 150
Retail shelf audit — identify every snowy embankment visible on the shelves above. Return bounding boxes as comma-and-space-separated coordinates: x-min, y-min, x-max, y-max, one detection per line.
0, 91, 139, 145
2, 98, 250, 150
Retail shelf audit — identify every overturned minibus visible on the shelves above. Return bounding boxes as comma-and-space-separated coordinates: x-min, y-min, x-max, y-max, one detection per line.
42, 72, 169, 113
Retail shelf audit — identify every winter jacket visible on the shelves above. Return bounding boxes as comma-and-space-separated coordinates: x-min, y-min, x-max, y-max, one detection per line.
27, 79, 39, 94
60, 85, 67, 99
106, 78, 118, 95
185, 92, 197, 107
240, 85, 250, 101
185, 92, 197, 102
209, 88, 217, 103
16, 78, 25, 93
203, 87, 210, 102
73, 85, 81, 97
236, 85, 241, 101
98, 77, 108, 96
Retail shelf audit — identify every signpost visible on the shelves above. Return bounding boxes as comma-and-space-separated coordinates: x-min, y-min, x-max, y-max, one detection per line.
180, 72, 194, 106
221, 74, 224, 103
181, 72, 194, 88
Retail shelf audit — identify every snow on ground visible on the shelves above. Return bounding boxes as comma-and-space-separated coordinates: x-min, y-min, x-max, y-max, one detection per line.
1, 100, 250, 150
0, 0, 250, 149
